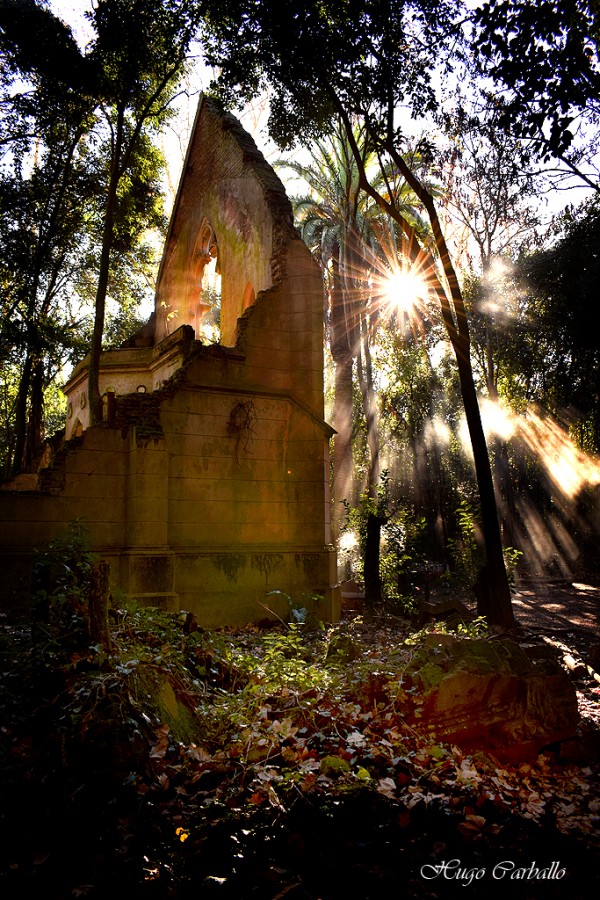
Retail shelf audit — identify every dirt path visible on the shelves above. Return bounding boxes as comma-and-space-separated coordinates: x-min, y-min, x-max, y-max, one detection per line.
512, 576, 600, 636
509, 577, 600, 740
511, 576, 600, 672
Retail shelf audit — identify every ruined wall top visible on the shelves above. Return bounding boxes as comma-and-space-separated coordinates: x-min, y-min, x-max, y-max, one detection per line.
154, 97, 298, 346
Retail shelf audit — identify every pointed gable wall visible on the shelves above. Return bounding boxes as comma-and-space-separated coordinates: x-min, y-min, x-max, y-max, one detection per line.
155, 98, 296, 347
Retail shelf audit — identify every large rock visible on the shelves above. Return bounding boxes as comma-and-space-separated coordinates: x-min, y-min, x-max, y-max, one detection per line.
405, 636, 579, 762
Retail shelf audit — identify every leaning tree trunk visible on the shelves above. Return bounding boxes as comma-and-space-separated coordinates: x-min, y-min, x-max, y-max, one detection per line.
454, 337, 515, 628
363, 129, 514, 629
319, 105, 514, 627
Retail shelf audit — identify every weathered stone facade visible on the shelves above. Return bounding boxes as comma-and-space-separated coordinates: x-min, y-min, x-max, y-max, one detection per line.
0, 98, 339, 625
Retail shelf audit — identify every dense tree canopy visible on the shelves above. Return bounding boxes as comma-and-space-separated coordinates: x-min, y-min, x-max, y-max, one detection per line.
0, 0, 198, 469
0, 0, 99, 473
202, 0, 462, 148
512, 199, 600, 450
474, 0, 600, 190
475, 0, 600, 153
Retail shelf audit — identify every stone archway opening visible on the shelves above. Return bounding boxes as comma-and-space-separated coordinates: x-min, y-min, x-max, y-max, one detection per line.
197, 253, 222, 343
189, 220, 222, 343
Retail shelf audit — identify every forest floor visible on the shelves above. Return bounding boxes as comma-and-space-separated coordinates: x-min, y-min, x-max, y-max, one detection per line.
1, 577, 599, 900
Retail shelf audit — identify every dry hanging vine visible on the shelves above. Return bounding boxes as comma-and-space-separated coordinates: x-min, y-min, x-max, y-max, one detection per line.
226, 398, 257, 461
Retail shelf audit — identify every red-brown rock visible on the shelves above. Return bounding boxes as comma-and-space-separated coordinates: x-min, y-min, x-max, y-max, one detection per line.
405, 637, 579, 762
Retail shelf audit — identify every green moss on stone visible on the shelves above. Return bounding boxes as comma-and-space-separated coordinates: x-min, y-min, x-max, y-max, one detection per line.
320, 756, 351, 778
449, 639, 533, 675
251, 553, 284, 579
211, 553, 247, 583
406, 636, 536, 690
416, 661, 448, 690
131, 665, 201, 746
295, 552, 321, 581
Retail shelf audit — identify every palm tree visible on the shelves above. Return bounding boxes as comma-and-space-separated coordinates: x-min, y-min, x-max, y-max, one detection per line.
278, 121, 432, 602
279, 124, 368, 543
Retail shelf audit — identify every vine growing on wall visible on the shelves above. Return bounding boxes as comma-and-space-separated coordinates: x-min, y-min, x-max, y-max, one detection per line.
226, 399, 257, 461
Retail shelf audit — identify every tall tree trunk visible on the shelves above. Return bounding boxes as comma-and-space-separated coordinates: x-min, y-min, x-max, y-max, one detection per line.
329, 256, 356, 541
357, 312, 380, 493
24, 356, 45, 470
89, 112, 124, 425
363, 511, 383, 609
454, 340, 515, 627
357, 312, 383, 609
10, 349, 33, 477
331, 352, 355, 540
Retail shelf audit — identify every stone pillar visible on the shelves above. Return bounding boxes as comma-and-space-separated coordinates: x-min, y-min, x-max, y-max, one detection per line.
120, 428, 178, 610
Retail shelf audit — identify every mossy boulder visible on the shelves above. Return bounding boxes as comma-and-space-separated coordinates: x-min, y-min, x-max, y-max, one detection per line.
320, 756, 351, 778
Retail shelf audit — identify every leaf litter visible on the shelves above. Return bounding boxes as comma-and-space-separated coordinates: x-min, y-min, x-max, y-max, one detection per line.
1, 606, 600, 898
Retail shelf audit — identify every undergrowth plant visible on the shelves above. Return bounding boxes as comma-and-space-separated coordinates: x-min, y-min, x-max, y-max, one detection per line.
265, 588, 324, 628
445, 500, 522, 595
341, 472, 431, 616
380, 508, 429, 616
340, 473, 391, 587
444, 499, 483, 594
31, 522, 95, 652
259, 624, 328, 689
406, 615, 490, 644
503, 546, 523, 588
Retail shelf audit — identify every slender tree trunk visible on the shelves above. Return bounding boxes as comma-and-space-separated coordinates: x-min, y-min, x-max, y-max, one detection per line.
495, 439, 517, 548
331, 352, 355, 539
454, 340, 515, 627
89, 112, 124, 425
357, 313, 380, 493
10, 350, 33, 477
329, 255, 357, 540
24, 356, 44, 470
357, 313, 383, 609
363, 511, 383, 609
9, 133, 88, 471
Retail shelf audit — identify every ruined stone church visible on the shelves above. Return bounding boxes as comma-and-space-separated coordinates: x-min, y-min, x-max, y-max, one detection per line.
0, 98, 339, 625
